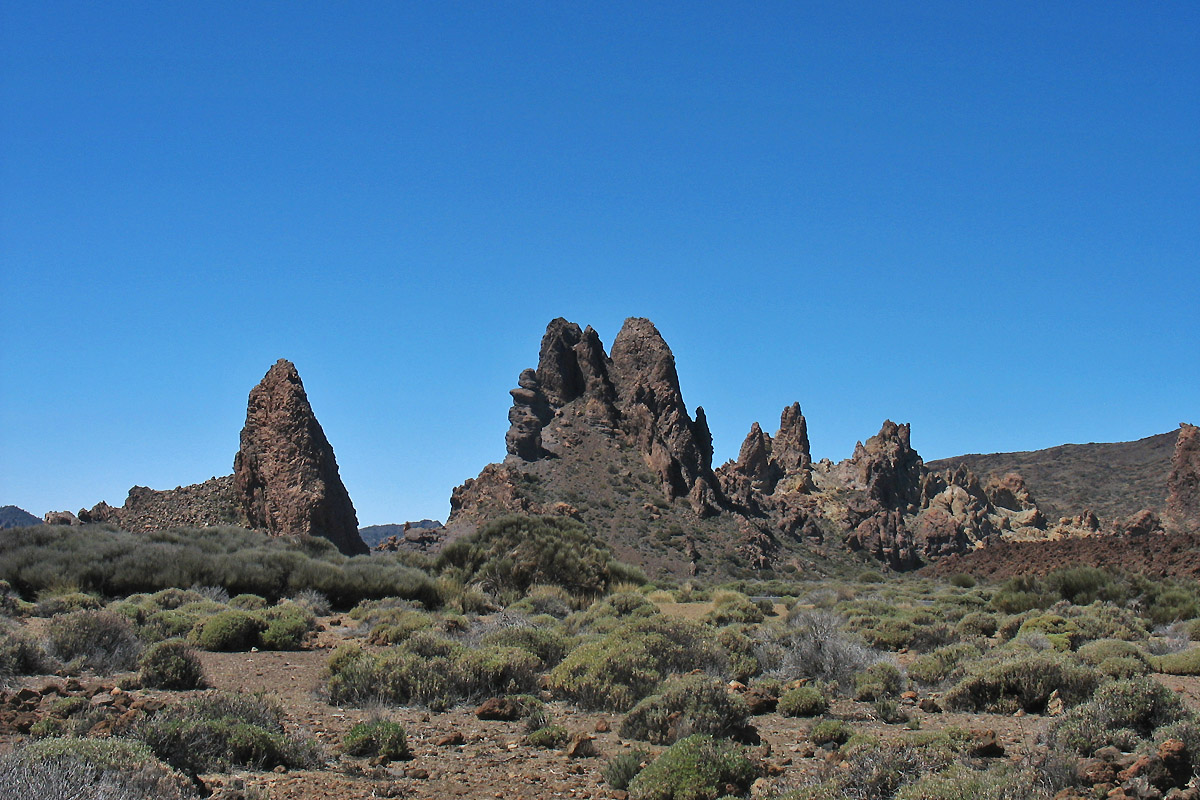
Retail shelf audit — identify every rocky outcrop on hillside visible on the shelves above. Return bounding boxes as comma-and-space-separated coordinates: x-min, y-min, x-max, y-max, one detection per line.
500, 318, 720, 516
234, 359, 366, 556
75, 476, 242, 532
452, 317, 1050, 575
1167, 423, 1199, 533
54, 360, 367, 556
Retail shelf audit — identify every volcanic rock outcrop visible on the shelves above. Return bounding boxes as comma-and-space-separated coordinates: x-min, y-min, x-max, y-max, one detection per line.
234, 359, 366, 555
55, 359, 367, 555
1167, 423, 1200, 533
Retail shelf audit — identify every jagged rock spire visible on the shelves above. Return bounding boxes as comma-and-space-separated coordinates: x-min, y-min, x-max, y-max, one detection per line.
233, 359, 366, 556
1167, 423, 1200, 533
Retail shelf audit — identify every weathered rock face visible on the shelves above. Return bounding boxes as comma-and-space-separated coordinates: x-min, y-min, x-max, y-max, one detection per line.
1167, 423, 1200, 533
233, 360, 367, 556
500, 318, 717, 515
75, 476, 242, 532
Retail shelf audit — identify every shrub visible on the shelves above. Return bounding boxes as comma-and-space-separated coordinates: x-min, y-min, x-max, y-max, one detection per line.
0, 622, 48, 682
956, 610, 998, 638
453, 645, 543, 700
137, 691, 320, 775
942, 652, 1101, 713
527, 724, 569, 748
480, 624, 570, 667
705, 591, 764, 625
228, 593, 268, 610
778, 686, 829, 717
947, 573, 976, 588
189, 609, 263, 651
1048, 676, 1193, 756
619, 675, 751, 744
907, 643, 980, 686
45, 609, 142, 673
288, 588, 332, 616
777, 610, 879, 685
715, 625, 760, 683
627, 734, 759, 800
137, 640, 206, 690
258, 602, 314, 650
809, 719, 853, 748
853, 661, 904, 701
548, 616, 723, 711
508, 584, 573, 618
1153, 647, 1200, 675
0, 737, 194, 800
605, 747, 652, 790
34, 591, 103, 617
343, 719, 410, 761
893, 762, 1040, 800
437, 515, 620, 602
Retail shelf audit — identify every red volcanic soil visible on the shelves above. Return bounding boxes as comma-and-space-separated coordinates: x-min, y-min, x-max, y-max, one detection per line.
925, 531, 1200, 582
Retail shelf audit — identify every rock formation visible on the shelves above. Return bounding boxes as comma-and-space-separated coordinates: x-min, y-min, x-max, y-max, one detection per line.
499, 318, 719, 516
234, 359, 366, 556
1167, 423, 1199, 533
59, 359, 367, 556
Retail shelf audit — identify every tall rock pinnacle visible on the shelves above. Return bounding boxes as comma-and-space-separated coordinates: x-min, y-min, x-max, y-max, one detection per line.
233, 359, 366, 555
1167, 423, 1200, 533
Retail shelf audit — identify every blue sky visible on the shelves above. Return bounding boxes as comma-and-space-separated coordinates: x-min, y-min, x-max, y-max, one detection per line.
2, 2, 1197, 526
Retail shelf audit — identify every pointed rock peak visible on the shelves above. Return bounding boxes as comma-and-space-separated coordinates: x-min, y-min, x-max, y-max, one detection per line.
610, 317, 682, 397
536, 318, 586, 406
737, 422, 775, 485
773, 402, 812, 475
234, 359, 366, 555
1167, 422, 1200, 533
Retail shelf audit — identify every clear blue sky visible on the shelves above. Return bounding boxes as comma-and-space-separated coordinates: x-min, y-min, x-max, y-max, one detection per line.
2, 2, 1197, 526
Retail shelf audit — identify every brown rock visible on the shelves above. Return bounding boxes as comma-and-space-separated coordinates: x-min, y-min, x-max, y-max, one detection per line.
233, 359, 366, 555
1167, 424, 1200, 533
1158, 737, 1191, 787
594, 718, 610, 733
1077, 757, 1119, 786
743, 688, 778, 715
969, 729, 1005, 758
475, 697, 522, 721
435, 730, 466, 746
43, 510, 81, 526
1113, 509, 1164, 537
565, 732, 597, 758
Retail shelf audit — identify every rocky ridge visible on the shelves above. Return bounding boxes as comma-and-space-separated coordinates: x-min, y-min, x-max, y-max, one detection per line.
1167, 423, 1200, 534
51, 360, 366, 556
448, 317, 1060, 576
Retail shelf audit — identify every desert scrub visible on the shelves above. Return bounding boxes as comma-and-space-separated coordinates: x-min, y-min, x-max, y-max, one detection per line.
942, 651, 1101, 713
189, 609, 263, 651
808, 719, 853, 748
566, 589, 660, 635
956, 610, 998, 638
437, 514, 624, 602
34, 590, 104, 617
715, 625, 761, 683
343, 719, 410, 761
508, 583, 574, 618
137, 640, 206, 690
548, 616, 723, 711
846, 606, 954, 653
605, 747, 652, 790
527, 724, 569, 748
257, 601, 315, 650
0, 620, 48, 682
138, 691, 320, 775
626, 734, 759, 800
618, 674, 751, 744
1152, 647, 1200, 675
0, 737, 195, 800
778, 685, 829, 717
479, 624, 570, 667
907, 643, 981, 686
853, 661, 905, 701
45, 609, 142, 673
775, 609, 880, 684
1048, 675, 1194, 756
705, 591, 765, 625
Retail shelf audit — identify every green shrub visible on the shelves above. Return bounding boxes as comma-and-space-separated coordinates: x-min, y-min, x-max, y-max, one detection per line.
143, 608, 205, 642
778, 686, 828, 717
1048, 676, 1193, 756
437, 515, 622, 602
618, 675, 750, 744
548, 617, 723, 711
942, 652, 1101, 713
508, 584, 573, 618
991, 576, 1052, 614
0, 622, 48, 681
137, 691, 320, 775
627, 734, 759, 800
34, 591, 104, 617
1153, 647, 1200, 675
715, 625, 761, 683
45, 609, 142, 673
258, 602, 314, 650
343, 719, 410, 761
778, 610, 879, 685
853, 661, 904, 701
527, 724, 569, 748
947, 573, 976, 589
453, 645, 543, 700
893, 763, 1040, 800
1077, 638, 1146, 666
809, 719, 853, 747
480, 624, 570, 667
907, 643, 980, 686
228, 593, 268, 610
189, 609, 263, 651
605, 747, 651, 790
137, 640, 206, 690
705, 591, 764, 625
960, 614, 998, 638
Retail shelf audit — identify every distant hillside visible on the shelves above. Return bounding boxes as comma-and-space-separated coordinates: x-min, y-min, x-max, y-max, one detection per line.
359, 520, 443, 548
0, 506, 43, 530
926, 431, 1177, 525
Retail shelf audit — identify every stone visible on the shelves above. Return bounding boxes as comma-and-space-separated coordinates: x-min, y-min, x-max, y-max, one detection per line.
233, 359, 366, 556
1167, 423, 1200, 533
1113, 509, 1164, 537
969, 729, 1005, 758
43, 510, 81, 526
565, 732, 597, 758
435, 730, 466, 746
475, 697, 522, 721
